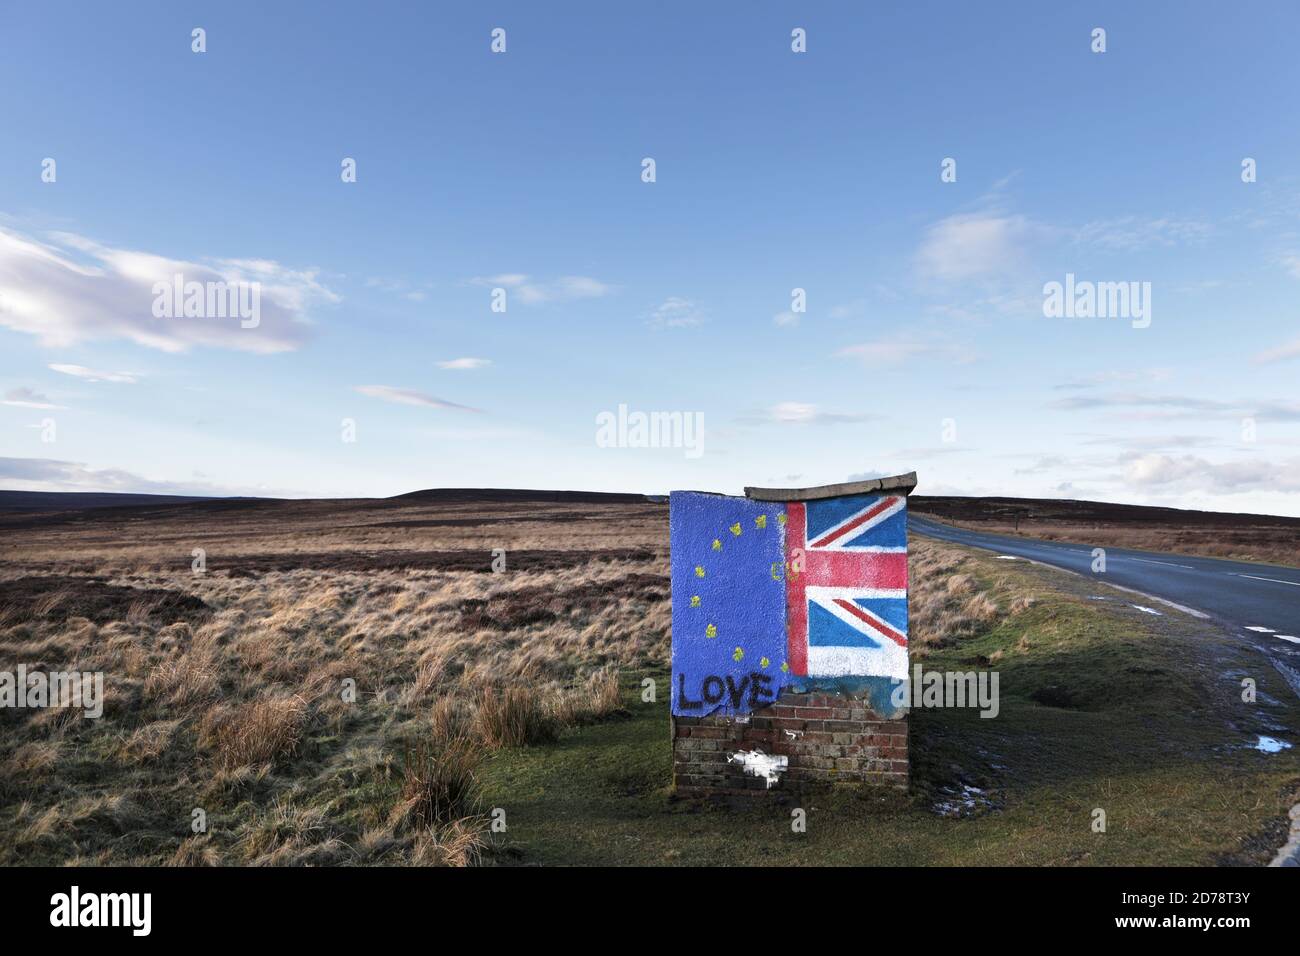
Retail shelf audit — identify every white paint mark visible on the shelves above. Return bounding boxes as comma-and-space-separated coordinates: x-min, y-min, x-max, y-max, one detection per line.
784, 729, 802, 739
1245, 626, 1277, 633
1234, 573, 1300, 588
728, 750, 788, 788
1275, 635, 1300, 645
1130, 557, 1195, 569
1130, 605, 1163, 616
1255, 736, 1293, 754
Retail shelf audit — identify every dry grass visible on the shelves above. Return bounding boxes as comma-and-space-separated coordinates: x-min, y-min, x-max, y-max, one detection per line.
0, 496, 668, 865
907, 538, 1008, 652
199, 695, 308, 770
475, 685, 560, 748
395, 737, 483, 828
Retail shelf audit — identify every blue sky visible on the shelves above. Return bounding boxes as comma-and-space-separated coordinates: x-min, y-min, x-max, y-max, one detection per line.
3, 1, 1300, 514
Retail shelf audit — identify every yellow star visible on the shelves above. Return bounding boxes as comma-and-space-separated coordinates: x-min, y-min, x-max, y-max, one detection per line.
755, 514, 767, 529
712, 538, 721, 551
732, 646, 744, 662
705, 623, 717, 638
694, 566, 705, 578
760, 656, 770, 668
690, 595, 700, 608
777, 513, 788, 526
729, 522, 742, 536
780, 661, 790, 673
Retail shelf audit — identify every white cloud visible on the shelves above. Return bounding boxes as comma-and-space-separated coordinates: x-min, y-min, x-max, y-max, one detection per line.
1125, 453, 1300, 493
915, 214, 1034, 281
0, 226, 336, 353
1075, 217, 1211, 251
468, 274, 613, 305
436, 357, 491, 370
772, 310, 800, 327
353, 385, 480, 412
0, 456, 290, 496
648, 296, 705, 329
2, 387, 61, 409
1254, 338, 1300, 364
48, 363, 137, 384
762, 402, 872, 425
837, 338, 969, 367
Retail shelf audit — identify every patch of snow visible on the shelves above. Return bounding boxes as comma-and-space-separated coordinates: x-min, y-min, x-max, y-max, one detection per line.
1130, 605, 1163, 616
1274, 635, 1300, 645
1255, 736, 1293, 754
1246, 625, 1277, 633
996, 555, 1019, 560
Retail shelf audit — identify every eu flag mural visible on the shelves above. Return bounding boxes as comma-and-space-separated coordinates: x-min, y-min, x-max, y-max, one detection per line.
670, 478, 913, 718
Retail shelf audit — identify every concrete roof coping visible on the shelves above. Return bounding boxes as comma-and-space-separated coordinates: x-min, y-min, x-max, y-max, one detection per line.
743, 472, 918, 502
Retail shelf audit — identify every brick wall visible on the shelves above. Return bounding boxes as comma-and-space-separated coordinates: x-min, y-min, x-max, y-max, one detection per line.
672, 689, 908, 796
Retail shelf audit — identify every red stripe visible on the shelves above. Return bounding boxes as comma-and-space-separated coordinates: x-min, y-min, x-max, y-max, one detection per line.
808, 496, 899, 548
785, 503, 808, 676
832, 598, 908, 648
801, 551, 907, 590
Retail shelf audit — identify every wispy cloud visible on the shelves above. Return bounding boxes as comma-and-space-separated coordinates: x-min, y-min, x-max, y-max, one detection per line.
743, 402, 874, 426
48, 363, 137, 384
2, 387, 62, 409
772, 310, 799, 328
1125, 453, 1300, 493
0, 456, 291, 496
468, 273, 614, 305
0, 226, 335, 353
352, 385, 481, 412
1253, 337, 1300, 364
1074, 216, 1211, 252
647, 296, 705, 330
837, 337, 971, 367
915, 213, 1035, 281
436, 357, 491, 370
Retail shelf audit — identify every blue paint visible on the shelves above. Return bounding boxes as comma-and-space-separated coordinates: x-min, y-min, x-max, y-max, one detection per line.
669, 491, 791, 716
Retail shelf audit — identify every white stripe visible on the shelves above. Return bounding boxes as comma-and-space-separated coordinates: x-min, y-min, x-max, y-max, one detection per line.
1234, 573, 1300, 587
807, 644, 909, 680
810, 496, 905, 549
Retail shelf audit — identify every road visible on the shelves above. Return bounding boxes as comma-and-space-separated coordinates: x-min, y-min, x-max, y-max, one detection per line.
910, 516, 1300, 645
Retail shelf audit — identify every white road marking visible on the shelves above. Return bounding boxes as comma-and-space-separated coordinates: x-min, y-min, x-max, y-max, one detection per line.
1245, 625, 1277, 633
1130, 557, 1195, 569
1233, 573, 1300, 587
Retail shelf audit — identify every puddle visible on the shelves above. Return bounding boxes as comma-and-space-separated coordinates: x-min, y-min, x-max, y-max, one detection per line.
1254, 736, 1293, 754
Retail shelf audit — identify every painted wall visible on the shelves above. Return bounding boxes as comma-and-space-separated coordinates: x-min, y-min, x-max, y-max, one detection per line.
670, 490, 910, 719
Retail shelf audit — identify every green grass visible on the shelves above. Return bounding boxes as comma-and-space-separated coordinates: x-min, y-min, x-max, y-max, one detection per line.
480, 551, 1300, 866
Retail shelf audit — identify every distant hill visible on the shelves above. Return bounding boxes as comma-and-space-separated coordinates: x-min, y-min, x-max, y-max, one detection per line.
0, 487, 656, 514
392, 488, 652, 505
910, 495, 1300, 529
0, 491, 231, 512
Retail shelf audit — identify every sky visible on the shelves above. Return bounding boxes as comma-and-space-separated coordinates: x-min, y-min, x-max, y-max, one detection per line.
2, 1, 1300, 514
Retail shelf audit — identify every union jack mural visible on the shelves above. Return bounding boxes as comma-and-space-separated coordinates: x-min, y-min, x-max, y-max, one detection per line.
669, 487, 910, 717
784, 494, 908, 680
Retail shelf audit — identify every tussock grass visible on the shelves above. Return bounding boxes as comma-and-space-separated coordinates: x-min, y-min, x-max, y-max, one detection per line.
475, 685, 560, 748
199, 695, 308, 770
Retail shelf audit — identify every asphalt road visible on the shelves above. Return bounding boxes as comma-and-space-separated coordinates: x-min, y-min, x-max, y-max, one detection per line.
910, 516, 1300, 645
